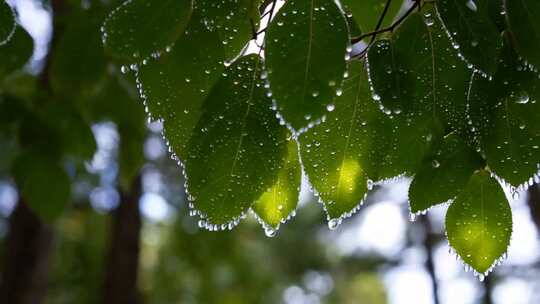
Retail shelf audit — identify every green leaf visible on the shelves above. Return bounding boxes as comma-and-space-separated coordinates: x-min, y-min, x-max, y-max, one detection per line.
409, 133, 483, 214
368, 9, 471, 126
13, 153, 71, 222
299, 61, 369, 222
194, 0, 259, 59
138, 15, 225, 159
468, 39, 540, 187
445, 170, 512, 274
505, 0, 540, 70
0, 0, 15, 45
265, 0, 349, 131
252, 139, 301, 232
301, 61, 433, 209
102, 0, 193, 60
0, 26, 33, 79
40, 105, 97, 160
185, 55, 288, 226
51, 13, 106, 97
436, 0, 502, 76
341, 0, 403, 33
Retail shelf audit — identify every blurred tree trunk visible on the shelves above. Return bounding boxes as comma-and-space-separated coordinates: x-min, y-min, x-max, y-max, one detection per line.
420, 216, 440, 304
0, 200, 54, 304
103, 176, 142, 304
527, 184, 540, 230
483, 275, 494, 304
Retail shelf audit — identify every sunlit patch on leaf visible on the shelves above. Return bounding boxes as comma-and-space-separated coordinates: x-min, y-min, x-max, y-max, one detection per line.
445, 170, 512, 276
252, 139, 301, 236
299, 61, 369, 224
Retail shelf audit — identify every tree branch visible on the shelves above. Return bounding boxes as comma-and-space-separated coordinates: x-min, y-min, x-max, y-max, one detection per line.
103, 175, 143, 304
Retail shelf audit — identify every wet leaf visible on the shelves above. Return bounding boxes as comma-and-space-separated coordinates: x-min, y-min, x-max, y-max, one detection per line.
341, 0, 403, 33
299, 61, 369, 221
0, 0, 15, 45
0, 26, 33, 79
368, 9, 471, 125
13, 153, 71, 222
185, 55, 288, 226
409, 133, 483, 214
468, 39, 540, 187
446, 170, 512, 274
252, 139, 301, 230
436, 0, 502, 76
301, 61, 433, 213
265, 0, 349, 131
505, 0, 540, 70
138, 15, 225, 160
102, 0, 193, 60
195, 0, 259, 59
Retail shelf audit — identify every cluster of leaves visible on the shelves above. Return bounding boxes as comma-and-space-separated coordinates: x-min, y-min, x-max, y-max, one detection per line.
2, 0, 539, 278
100, 0, 540, 277
0, 1, 146, 221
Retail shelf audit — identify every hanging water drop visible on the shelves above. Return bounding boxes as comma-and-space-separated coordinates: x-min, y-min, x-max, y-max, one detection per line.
466, 0, 478, 12
516, 91, 530, 104
265, 226, 277, 237
328, 218, 341, 230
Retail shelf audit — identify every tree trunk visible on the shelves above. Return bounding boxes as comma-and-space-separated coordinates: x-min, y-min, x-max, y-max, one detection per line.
483, 274, 494, 304
527, 184, 540, 230
420, 216, 440, 304
103, 176, 142, 304
0, 200, 54, 304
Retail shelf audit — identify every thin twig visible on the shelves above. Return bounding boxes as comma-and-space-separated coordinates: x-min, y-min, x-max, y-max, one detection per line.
368, 0, 394, 46
351, 0, 422, 59
251, 0, 278, 41
350, 0, 421, 44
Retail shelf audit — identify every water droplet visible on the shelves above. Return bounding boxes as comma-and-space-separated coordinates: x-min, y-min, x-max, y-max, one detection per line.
265, 227, 277, 237
466, 0, 478, 12
328, 218, 341, 230
516, 91, 530, 104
